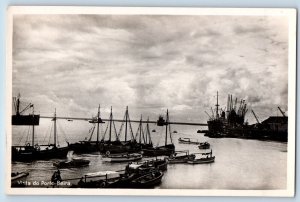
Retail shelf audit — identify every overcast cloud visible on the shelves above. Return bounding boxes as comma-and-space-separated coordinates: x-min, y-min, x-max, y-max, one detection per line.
12, 14, 289, 124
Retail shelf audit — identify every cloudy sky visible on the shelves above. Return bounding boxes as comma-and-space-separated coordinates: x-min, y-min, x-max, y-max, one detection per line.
12, 14, 289, 124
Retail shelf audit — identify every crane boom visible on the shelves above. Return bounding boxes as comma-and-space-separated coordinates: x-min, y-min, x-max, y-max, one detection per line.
277, 107, 286, 117
251, 110, 260, 124
205, 111, 212, 119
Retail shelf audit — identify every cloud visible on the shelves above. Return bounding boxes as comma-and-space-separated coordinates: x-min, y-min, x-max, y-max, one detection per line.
12, 14, 289, 126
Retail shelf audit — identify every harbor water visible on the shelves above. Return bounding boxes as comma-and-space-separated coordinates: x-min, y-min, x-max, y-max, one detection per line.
11, 122, 287, 189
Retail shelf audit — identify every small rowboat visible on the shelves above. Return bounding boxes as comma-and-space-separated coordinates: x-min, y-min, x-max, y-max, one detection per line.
130, 171, 164, 188
53, 158, 90, 168
77, 171, 123, 188
187, 150, 215, 164
198, 142, 210, 149
178, 137, 199, 145
128, 158, 168, 172
152, 158, 168, 171
11, 172, 29, 187
11, 172, 29, 183
168, 151, 196, 164
102, 153, 142, 162
106, 160, 166, 188
187, 156, 215, 164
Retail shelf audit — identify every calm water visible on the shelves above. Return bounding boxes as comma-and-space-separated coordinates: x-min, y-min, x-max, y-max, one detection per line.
11, 123, 287, 189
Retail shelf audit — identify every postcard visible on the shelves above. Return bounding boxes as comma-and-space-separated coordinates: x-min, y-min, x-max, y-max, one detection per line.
6, 6, 296, 196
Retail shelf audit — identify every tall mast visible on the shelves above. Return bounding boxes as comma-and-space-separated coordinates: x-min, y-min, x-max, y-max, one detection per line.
16, 94, 20, 116
230, 95, 233, 111
227, 95, 230, 113
125, 106, 128, 142
139, 115, 142, 144
109, 106, 112, 142
165, 109, 168, 146
234, 97, 238, 111
216, 91, 219, 118
32, 105, 35, 146
146, 118, 152, 145
54, 108, 57, 148
96, 104, 100, 143
145, 118, 148, 144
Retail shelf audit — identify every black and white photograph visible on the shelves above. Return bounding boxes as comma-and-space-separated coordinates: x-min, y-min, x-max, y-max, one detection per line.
6, 7, 296, 196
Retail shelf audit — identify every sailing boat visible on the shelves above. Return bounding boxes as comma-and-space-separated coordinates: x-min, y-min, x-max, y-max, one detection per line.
12, 109, 69, 161
143, 118, 153, 148
69, 105, 104, 154
142, 109, 175, 157
100, 106, 140, 154
135, 116, 153, 149
116, 106, 139, 150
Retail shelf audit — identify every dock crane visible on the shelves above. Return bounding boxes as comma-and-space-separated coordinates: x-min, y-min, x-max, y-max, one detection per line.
204, 111, 212, 119
277, 107, 286, 117
251, 110, 260, 124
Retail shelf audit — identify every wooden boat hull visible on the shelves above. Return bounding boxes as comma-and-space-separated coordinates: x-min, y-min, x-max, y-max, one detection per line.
168, 158, 187, 164
142, 149, 173, 157
69, 142, 100, 154
101, 141, 141, 154
11, 172, 29, 187
127, 158, 168, 178
12, 146, 69, 161
53, 159, 90, 168
106, 173, 143, 188
142, 144, 175, 157
187, 156, 215, 164
198, 142, 210, 149
198, 145, 210, 149
140, 159, 168, 171
70, 141, 141, 154
75, 170, 124, 188
154, 160, 168, 171
11, 172, 29, 182
103, 153, 142, 163
178, 138, 199, 145
35, 146, 69, 159
76, 170, 136, 188
168, 155, 195, 164
130, 171, 164, 188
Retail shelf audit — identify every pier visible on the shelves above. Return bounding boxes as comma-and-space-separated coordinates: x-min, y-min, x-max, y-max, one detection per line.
40, 115, 208, 126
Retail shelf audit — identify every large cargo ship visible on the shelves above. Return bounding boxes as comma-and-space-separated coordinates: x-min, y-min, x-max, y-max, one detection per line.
205, 92, 287, 142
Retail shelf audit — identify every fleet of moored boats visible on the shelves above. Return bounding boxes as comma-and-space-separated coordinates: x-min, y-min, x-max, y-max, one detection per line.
11, 96, 215, 188
11, 92, 287, 188
12, 136, 214, 188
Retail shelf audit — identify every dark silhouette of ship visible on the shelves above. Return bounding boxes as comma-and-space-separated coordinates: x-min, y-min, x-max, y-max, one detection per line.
142, 110, 175, 156
205, 92, 287, 142
12, 101, 69, 162
12, 94, 40, 126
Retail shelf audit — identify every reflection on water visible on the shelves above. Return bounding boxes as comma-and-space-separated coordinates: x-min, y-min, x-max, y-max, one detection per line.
12, 125, 287, 189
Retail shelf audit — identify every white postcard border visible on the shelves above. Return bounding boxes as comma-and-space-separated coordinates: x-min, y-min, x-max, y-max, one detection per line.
5, 6, 297, 196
